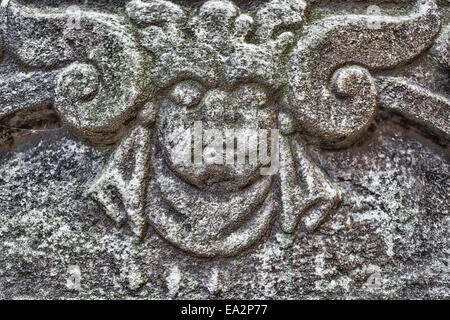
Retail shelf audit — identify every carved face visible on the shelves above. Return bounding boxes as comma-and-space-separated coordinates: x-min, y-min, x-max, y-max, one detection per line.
157, 80, 278, 192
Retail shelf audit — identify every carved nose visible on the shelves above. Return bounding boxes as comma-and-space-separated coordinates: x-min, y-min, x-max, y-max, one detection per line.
199, 89, 236, 124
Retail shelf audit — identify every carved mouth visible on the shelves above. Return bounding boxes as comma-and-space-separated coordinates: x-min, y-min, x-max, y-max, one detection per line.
162, 144, 265, 193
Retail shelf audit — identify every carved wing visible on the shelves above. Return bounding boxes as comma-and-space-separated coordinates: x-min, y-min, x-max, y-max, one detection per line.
283, 0, 444, 149
277, 0, 448, 234
0, 1, 155, 237
0, 0, 151, 146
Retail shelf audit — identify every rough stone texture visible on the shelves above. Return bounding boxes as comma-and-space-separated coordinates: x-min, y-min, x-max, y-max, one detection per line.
0, 0, 449, 299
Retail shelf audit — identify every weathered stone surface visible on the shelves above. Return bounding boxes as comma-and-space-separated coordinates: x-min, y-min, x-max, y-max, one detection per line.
0, 0, 448, 299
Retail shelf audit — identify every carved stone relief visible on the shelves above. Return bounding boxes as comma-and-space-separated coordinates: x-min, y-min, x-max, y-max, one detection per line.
0, 0, 448, 298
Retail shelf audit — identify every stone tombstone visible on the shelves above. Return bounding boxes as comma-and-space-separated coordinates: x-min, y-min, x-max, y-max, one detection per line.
0, 0, 448, 299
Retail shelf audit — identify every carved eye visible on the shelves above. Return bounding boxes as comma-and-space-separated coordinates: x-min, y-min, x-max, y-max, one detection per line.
168, 80, 204, 108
